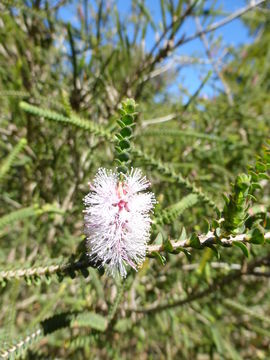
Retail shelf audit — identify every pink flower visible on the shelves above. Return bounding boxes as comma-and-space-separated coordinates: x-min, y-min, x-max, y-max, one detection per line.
83, 168, 156, 277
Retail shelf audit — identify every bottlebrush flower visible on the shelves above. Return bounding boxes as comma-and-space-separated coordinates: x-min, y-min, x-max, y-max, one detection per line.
83, 168, 156, 278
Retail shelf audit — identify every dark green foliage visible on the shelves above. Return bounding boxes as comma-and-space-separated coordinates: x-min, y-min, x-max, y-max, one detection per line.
115, 99, 137, 173
221, 173, 252, 235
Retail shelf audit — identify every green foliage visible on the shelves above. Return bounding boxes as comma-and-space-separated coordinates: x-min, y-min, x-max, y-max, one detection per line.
0, 204, 63, 232
221, 173, 253, 235
19, 102, 112, 141
155, 194, 198, 225
0, 138, 27, 182
0, 0, 270, 359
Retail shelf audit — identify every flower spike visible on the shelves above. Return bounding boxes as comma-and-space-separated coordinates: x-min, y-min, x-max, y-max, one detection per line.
83, 168, 156, 278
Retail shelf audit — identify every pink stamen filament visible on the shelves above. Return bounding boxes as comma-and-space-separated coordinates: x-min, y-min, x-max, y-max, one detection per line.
113, 181, 130, 212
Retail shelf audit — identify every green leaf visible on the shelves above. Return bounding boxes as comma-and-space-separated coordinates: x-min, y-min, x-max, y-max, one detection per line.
258, 172, 270, 180
206, 245, 220, 259
115, 133, 124, 141
117, 119, 126, 128
117, 152, 130, 162
119, 139, 131, 150
202, 217, 210, 233
212, 219, 219, 230
152, 251, 166, 266
163, 237, 174, 253
215, 227, 222, 238
232, 241, 249, 257
117, 165, 128, 174
256, 161, 267, 172
73, 312, 107, 332
120, 126, 132, 138
121, 114, 133, 125
154, 232, 163, 245
249, 170, 259, 181
179, 227, 187, 241
189, 233, 202, 249
249, 228, 264, 245
222, 193, 230, 205
251, 182, 262, 190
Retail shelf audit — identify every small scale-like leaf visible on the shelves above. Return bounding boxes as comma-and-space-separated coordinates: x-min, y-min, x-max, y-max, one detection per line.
80, 268, 90, 278
249, 170, 259, 181
120, 126, 132, 138
215, 227, 222, 238
222, 194, 230, 205
249, 228, 264, 245
163, 237, 174, 253
117, 152, 130, 162
256, 161, 267, 172
152, 251, 166, 266
258, 172, 270, 180
179, 227, 187, 241
24, 276, 32, 286
212, 219, 219, 230
189, 233, 202, 249
178, 247, 192, 261
117, 119, 126, 128
232, 241, 249, 257
251, 182, 262, 190
206, 244, 220, 259
154, 232, 163, 245
115, 133, 123, 141
121, 114, 133, 125
119, 139, 131, 150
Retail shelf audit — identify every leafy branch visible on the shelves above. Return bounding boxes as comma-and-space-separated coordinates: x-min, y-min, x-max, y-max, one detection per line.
155, 194, 198, 226
19, 101, 219, 211
0, 255, 100, 287
133, 147, 220, 212
0, 138, 27, 182
0, 204, 64, 232
141, 128, 228, 143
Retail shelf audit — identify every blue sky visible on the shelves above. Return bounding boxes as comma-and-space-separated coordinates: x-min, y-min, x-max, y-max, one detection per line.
116, 0, 251, 99
59, 0, 253, 99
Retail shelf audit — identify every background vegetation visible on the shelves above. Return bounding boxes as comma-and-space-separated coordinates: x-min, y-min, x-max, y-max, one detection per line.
0, 0, 270, 358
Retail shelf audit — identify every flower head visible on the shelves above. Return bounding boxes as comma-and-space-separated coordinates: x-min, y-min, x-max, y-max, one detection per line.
83, 168, 156, 277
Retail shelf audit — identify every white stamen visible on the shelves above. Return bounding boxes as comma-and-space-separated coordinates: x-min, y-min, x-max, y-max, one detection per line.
83, 168, 156, 277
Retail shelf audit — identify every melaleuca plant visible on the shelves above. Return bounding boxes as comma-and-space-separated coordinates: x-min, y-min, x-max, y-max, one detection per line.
1, 1, 270, 359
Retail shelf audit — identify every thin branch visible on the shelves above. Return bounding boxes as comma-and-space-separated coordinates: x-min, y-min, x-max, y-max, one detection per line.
174, 0, 266, 49
0, 257, 100, 283
142, 113, 177, 127
146, 0, 199, 64
0, 329, 42, 359
134, 0, 265, 99
141, 54, 225, 84
193, 12, 234, 104
130, 1, 199, 100
147, 231, 270, 253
